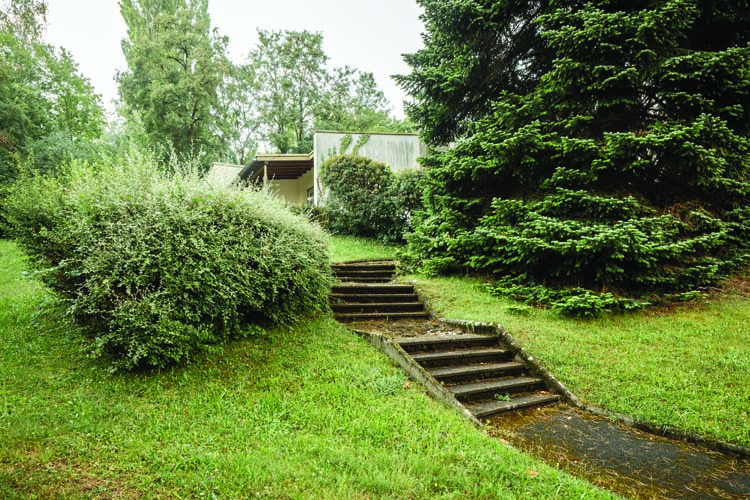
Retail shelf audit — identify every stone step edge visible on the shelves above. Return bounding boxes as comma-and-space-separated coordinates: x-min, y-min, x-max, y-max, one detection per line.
410, 348, 512, 363
429, 361, 526, 381
449, 376, 545, 398
334, 312, 430, 322
330, 303, 425, 311
467, 394, 560, 419
329, 293, 419, 303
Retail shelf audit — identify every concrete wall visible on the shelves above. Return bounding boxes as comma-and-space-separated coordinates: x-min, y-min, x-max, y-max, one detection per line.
313, 131, 424, 205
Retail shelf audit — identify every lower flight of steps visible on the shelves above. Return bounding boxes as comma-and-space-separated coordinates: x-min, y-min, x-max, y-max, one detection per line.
396, 333, 559, 419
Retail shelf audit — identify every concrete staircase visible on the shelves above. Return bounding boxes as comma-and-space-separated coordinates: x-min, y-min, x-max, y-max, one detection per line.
331, 260, 559, 417
330, 261, 429, 322
397, 334, 559, 419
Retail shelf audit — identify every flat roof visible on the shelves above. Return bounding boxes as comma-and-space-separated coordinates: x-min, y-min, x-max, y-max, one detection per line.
242, 152, 314, 181
314, 129, 420, 137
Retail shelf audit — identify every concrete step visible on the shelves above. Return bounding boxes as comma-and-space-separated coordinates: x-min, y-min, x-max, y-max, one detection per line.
466, 394, 560, 419
336, 276, 394, 283
334, 311, 430, 322
330, 293, 419, 304
449, 376, 546, 402
334, 270, 396, 278
331, 284, 416, 295
330, 302, 425, 314
332, 262, 397, 272
397, 334, 499, 353
429, 361, 527, 383
410, 348, 514, 368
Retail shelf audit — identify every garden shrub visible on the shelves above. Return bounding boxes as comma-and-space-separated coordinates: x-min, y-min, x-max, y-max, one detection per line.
6, 158, 333, 372
321, 154, 423, 243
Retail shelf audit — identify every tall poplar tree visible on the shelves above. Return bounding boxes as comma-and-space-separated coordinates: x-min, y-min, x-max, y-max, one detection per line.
117, 0, 228, 167
402, 0, 750, 312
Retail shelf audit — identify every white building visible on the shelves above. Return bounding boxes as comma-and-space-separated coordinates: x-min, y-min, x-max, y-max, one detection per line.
209, 131, 425, 206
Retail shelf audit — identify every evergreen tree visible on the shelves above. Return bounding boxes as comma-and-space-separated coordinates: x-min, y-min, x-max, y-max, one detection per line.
402, 0, 750, 314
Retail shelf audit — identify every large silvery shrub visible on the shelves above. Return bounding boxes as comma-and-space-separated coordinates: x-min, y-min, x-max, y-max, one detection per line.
6, 158, 333, 371
399, 0, 750, 315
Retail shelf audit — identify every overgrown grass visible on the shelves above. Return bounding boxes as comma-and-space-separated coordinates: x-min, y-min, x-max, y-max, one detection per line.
0, 240, 616, 499
410, 274, 750, 447
329, 235, 400, 263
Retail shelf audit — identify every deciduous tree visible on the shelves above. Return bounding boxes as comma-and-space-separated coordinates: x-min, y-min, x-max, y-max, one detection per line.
118, 0, 228, 168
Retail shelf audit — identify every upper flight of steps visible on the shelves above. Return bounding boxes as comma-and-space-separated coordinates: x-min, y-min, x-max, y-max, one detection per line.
397, 334, 560, 419
330, 261, 429, 322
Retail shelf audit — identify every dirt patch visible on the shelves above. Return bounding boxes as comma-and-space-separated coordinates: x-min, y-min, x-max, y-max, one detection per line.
1, 454, 141, 500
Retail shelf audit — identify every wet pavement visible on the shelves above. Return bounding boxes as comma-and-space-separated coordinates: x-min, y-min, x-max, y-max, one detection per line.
349, 319, 750, 500
489, 406, 750, 499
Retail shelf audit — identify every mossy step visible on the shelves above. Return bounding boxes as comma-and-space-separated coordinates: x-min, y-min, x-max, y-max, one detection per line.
330, 303, 425, 314
449, 377, 546, 402
334, 311, 430, 322
410, 348, 513, 368
329, 293, 419, 304
336, 277, 394, 283
429, 362, 527, 383
466, 394, 560, 419
331, 284, 415, 294
334, 270, 396, 277
332, 263, 397, 272
397, 334, 498, 353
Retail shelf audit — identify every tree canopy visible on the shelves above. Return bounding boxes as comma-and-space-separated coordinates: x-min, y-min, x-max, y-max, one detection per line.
248, 29, 412, 154
0, 0, 104, 196
402, 0, 750, 315
118, 0, 229, 168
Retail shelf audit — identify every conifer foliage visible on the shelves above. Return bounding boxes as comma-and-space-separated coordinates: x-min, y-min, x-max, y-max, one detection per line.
401, 0, 750, 314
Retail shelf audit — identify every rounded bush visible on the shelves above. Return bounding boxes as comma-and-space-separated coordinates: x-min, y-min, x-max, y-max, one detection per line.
321, 154, 424, 242
6, 159, 333, 371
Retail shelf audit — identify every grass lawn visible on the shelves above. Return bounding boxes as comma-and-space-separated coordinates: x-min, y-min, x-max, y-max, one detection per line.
0, 239, 616, 499
328, 235, 399, 263
410, 274, 750, 448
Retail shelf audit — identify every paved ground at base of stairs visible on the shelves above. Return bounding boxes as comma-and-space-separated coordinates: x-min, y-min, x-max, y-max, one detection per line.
347, 319, 750, 500
345, 319, 465, 338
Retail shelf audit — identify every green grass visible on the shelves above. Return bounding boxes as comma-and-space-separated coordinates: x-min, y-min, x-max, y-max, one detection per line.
410, 274, 750, 448
0, 240, 616, 499
329, 235, 400, 263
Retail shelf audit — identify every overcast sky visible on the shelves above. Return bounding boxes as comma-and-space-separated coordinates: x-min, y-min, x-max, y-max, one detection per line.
44, 0, 425, 118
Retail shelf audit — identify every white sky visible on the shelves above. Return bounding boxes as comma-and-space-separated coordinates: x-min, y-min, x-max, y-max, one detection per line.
44, 0, 425, 118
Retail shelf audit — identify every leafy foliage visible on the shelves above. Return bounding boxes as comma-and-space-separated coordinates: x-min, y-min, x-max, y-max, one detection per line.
321, 155, 424, 243
5, 157, 333, 371
118, 0, 229, 169
248, 30, 414, 154
402, 0, 750, 314
0, 0, 104, 234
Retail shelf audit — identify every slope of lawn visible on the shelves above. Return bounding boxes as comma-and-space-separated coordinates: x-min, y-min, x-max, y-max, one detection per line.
410, 274, 750, 448
329, 235, 398, 263
0, 240, 617, 499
